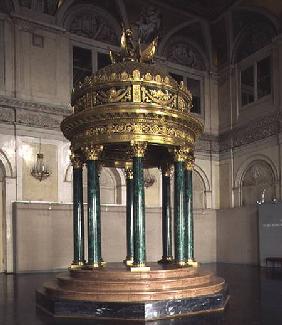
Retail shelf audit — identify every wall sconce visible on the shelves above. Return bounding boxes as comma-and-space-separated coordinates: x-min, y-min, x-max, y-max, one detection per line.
31, 140, 51, 181
144, 169, 156, 188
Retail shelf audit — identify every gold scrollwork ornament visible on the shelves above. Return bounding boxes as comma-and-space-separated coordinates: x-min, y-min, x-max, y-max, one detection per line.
185, 153, 195, 170
70, 152, 83, 169
161, 163, 173, 177
130, 141, 147, 158
124, 167, 133, 179
173, 147, 191, 162
82, 145, 104, 161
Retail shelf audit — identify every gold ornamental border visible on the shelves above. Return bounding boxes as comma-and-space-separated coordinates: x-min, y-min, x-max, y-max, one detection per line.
71, 66, 193, 115
61, 104, 204, 150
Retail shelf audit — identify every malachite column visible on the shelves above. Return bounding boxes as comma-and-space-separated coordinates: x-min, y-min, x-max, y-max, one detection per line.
124, 167, 134, 266
184, 155, 198, 267
158, 164, 173, 264
84, 145, 105, 268
174, 148, 187, 266
70, 153, 85, 268
130, 141, 150, 271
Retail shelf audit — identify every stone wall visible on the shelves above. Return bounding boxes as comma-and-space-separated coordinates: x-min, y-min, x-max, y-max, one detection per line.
217, 206, 259, 265
13, 202, 260, 272
13, 202, 217, 272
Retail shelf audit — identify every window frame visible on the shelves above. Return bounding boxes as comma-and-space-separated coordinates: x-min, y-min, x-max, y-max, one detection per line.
70, 34, 119, 90
238, 46, 273, 110
166, 61, 205, 119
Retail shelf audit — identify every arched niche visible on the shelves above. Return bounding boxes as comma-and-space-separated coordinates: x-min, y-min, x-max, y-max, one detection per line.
162, 36, 207, 71
241, 160, 276, 206
62, 4, 120, 45
81, 167, 122, 205
0, 149, 13, 178
144, 168, 161, 207
171, 164, 209, 209
65, 164, 123, 205
193, 170, 206, 210
0, 160, 6, 272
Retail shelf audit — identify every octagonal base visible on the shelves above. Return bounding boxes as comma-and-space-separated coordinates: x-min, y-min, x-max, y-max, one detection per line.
35, 263, 229, 321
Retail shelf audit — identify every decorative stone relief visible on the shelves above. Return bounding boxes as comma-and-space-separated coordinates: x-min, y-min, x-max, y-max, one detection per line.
219, 113, 279, 152
19, 0, 58, 15
164, 37, 205, 70
232, 114, 278, 148
20, 0, 31, 8
242, 160, 275, 206
135, 6, 161, 43
236, 22, 276, 63
16, 111, 62, 129
69, 13, 118, 45
0, 96, 70, 116
0, 107, 14, 123
195, 135, 219, 153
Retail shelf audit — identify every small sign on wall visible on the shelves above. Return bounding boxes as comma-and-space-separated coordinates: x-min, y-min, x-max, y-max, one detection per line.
258, 202, 282, 267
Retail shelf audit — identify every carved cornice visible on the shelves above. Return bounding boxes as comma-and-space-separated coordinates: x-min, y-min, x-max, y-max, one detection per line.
0, 99, 279, 152
219, 112, 280, 152
0, 96, 71, 116
0, 107, 14, 123
16, 110, 62, 129
194, 112, 280, 155
0, 97, 68, 129
196, 134, 219, 153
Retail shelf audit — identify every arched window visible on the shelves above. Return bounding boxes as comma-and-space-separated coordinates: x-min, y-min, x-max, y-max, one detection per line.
241, 160, 276, 206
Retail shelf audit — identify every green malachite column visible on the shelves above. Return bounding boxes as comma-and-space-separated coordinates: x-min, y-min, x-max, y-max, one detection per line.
185, 157, 198, 267
131, 141, 149, 271
70, 154, 85, 268
84, 145, 105, 268
174, 149, 186, 266
124, 167, 134, 266
159, 165, 173, 264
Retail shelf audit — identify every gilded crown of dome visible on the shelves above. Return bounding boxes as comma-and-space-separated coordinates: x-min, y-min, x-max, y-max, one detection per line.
71, 60, 193, 114
61, 27, 204, 168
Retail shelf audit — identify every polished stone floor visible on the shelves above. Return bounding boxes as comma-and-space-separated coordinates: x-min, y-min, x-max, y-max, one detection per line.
1, 263, 282, 325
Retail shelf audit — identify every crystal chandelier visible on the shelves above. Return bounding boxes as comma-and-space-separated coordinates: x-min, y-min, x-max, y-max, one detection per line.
31, 141, 51, 181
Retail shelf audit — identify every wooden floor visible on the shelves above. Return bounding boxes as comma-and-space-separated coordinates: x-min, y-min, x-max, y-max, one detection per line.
1, 263, 282, 324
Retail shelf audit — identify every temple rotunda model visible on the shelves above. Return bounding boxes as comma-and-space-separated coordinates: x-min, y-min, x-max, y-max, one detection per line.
36, 27, 229, 321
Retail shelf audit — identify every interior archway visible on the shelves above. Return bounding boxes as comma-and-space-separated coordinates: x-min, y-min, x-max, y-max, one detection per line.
83, 167, 122, 205
193, 170, 206, 209
0, 162, 6, 272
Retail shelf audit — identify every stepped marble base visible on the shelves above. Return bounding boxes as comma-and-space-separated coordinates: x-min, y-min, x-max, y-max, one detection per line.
36, 263, 229, 321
